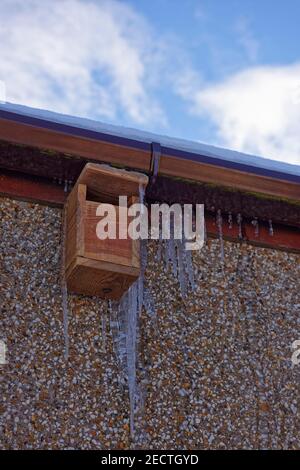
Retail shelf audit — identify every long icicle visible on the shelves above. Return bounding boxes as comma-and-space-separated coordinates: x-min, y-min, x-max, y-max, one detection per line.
126, 282, 139, 439
217, 209, 225, 266
182, 212, 195, 290
185, 246, 195, 290
169, 213, 178, 277
176, 237, 188, 298
109, 239, 150, 440
156, 212, 163, 261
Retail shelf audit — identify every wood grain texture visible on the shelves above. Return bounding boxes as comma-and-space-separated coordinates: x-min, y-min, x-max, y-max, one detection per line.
65, 183, 86, 270
0, 170, 67, 206
0, 119, 150, 171
77, 162, 148, 204
0, 118, 299, 202
66, 256, 139, 299
84, 200, 136, 268
65, 164, 142, 298
159, 155, 300, 202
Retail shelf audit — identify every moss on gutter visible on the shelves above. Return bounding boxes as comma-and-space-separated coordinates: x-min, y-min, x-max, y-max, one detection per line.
168, 173, 300, 207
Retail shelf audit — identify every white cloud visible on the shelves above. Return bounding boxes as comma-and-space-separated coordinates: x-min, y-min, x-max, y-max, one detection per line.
0, 0, 166, 126
0, 80, 6, 103
182, 64, 300, 165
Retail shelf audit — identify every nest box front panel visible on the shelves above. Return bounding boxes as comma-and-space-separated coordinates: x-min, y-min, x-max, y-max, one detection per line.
84, 200, 139, 269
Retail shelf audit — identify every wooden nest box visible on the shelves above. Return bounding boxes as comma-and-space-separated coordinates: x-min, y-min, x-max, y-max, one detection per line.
65, 163, 148, 299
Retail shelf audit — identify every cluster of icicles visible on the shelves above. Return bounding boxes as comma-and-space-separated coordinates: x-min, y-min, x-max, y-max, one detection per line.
106, 209, 275, 440
53, 177, 73, 193
107, 235, 197, 440
106, 191, 197, 441
218, 211, 274, 265
61, 199, 275, 441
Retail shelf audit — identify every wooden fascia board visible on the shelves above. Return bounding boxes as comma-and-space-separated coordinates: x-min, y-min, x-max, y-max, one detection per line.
0, 117, 299, 203
0, 118, 151, 171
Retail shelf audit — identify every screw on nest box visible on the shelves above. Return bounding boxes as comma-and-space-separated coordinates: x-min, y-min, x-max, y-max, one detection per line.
64, 163, 148, 299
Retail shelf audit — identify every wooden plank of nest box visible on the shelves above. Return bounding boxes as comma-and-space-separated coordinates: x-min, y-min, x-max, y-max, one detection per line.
76, 163, 149, 202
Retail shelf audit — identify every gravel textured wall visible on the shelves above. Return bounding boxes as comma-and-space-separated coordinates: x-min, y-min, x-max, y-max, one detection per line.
0, 197, 299, 450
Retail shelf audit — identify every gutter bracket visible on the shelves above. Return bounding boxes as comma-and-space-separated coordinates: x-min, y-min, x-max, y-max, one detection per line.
149, 142, 161, 185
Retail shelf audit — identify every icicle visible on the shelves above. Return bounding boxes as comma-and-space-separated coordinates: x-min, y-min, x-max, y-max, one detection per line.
237, 213, 243, 239
156, 214, 162, 261
216, 209, 225, 265
60, 208, 69, 360
268, 219, 274, 236
109, 301, 119, 359
64, 179, 68, 193
168, 237, 177, 277
108, 239, 153, 439
182, 214, 195, 289
162, 239, 169, 269
139, 183, 145, 215
138, 239, 147, 314
176, 238, 188, 297
140, 240, 157, 318
251, 217, 259, 237
168, 213, 178, 276
185, 247, 195, 290
110, 293, 128, 384
228, 212, 233, 229
126, 282, 139, 438
143, 287, 156, 318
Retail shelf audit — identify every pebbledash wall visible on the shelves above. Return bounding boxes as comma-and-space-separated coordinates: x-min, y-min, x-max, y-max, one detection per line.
0, 196, 300, 450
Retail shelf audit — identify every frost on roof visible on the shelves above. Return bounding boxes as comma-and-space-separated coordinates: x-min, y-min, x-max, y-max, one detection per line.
1, 101, 300, 178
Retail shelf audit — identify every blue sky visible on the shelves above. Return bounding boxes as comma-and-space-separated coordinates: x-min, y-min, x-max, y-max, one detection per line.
1, 0, 300, 164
